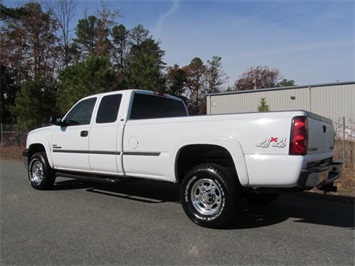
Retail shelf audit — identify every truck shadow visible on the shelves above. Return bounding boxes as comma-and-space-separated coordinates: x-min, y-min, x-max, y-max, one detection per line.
54, 178, 354, 229
233, 193, 354, 229
54, 178, 181, 203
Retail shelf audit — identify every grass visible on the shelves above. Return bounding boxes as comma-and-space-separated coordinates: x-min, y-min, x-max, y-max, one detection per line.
1, 143, 354, 198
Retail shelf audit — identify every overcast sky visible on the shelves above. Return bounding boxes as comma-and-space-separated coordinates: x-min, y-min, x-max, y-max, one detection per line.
5, 0, 354, 88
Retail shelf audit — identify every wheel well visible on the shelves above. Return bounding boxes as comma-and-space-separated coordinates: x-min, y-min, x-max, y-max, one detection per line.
28, 144, 46, 160
175, 144, 237, 183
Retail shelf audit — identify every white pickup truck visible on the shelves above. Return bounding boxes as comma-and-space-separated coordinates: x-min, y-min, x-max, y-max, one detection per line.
23, 89, 342, 228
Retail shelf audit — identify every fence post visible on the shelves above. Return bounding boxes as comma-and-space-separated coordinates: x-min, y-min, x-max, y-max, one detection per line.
342, 117, 346, 165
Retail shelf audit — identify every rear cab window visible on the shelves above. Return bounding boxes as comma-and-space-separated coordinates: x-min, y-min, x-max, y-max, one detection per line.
96, 94, 122, 124
129, 93, 187, 120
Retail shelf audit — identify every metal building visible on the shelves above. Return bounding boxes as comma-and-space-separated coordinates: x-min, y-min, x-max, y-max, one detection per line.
207, 81, 355, 130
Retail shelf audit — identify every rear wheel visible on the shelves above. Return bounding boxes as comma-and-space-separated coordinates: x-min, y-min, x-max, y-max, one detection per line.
180, 164, 241, 228
28, 152, 55, 190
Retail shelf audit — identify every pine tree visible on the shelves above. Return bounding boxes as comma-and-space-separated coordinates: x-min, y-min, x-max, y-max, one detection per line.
57, 56, 117, 113
258, 97, 270, 112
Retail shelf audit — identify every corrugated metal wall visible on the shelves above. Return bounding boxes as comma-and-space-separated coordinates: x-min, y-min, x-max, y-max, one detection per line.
207, 82, 355, 123
310, 84, 355, 122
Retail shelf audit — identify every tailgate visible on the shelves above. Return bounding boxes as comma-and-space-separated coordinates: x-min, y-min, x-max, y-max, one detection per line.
307, 112, 334, 155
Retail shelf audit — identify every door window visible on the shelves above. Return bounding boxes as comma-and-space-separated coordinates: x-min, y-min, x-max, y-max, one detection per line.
64, 98, 97, 126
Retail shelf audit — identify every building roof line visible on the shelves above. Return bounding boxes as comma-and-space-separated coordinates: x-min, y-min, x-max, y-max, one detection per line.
207, 81, 355, 97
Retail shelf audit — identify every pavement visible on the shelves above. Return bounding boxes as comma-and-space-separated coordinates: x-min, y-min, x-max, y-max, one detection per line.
1, 159, 354, 265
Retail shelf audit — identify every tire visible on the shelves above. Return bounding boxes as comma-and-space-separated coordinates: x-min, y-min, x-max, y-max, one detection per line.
28, 152, 55, 190
180, 164, 241, 228
243, 190, 280, 204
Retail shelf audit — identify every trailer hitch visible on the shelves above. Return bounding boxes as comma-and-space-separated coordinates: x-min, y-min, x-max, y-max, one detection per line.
317, 182, 337, 193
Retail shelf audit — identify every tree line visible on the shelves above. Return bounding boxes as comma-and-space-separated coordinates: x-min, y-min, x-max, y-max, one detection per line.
0, 0, 295, 130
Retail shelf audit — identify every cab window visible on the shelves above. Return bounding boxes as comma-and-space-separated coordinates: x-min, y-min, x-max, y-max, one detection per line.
130, 94, 187, 120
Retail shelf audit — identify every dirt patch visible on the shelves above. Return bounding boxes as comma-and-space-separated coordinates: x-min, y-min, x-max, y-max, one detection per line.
332, 167, 354, 197
1, 144, 354, 197
0, 144, 23, 161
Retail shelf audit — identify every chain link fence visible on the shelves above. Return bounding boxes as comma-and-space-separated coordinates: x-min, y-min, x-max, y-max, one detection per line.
0, 124, 26, 147
333, 118, 355, 168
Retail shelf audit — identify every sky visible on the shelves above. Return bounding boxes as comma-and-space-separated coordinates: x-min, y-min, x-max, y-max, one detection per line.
4, 0, 355, 88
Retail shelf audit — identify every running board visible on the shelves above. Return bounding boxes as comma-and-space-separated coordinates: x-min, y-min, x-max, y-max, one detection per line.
55, 171, 128, 183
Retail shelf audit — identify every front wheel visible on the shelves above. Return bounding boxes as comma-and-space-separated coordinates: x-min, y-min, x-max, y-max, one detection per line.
180, 164, 241, 228
28, 152, 55, 190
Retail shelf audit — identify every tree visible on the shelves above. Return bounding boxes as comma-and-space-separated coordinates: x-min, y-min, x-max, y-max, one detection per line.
121, 38, 166, 90
0, 3, 29, 21
183, 57, 207, 115
1, 2, 60, 128
111, 24, 130, 71
46, 0, 77, 68
95, 1, 120, 57
129, 24, 150, 46
206, 56, 228, 93
73, 16, 104, 59
73, 2, 120, 61
0, 2, 59, 85
258, 97, 270, 112
234, 66, 283, 91
57, 56, 117, 113
179, 56, 228, 114
10, 77, 58, 130
165, 64, 187, 101
112, 24, 156, 89
278, 78, 296, 87
0, 65, 19, 124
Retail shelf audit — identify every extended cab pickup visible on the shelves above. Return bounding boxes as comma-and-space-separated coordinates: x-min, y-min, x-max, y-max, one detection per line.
23, 89, 343, 228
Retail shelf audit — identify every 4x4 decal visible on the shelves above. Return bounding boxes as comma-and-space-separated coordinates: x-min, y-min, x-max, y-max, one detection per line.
257, 137, 287, 148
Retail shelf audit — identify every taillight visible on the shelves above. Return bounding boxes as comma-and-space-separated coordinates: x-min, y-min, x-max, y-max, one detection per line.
290, 116, 308, 155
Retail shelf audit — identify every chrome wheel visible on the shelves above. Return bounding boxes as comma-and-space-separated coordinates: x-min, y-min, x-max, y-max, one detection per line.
181, 164, 239, 228
190, 178, 222, 216
28, 152, 55, 190
31, 160, 44, 184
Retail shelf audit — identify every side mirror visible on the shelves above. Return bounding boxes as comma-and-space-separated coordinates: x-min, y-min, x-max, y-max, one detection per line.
49, 116, 64, 126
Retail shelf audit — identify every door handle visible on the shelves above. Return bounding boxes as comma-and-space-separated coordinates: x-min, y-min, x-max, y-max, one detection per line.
80, 131, 88, 137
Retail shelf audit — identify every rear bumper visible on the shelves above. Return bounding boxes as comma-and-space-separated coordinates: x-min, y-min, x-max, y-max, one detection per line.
298, 161, 343, 189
